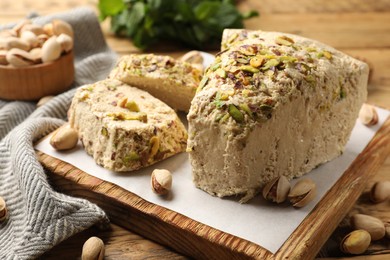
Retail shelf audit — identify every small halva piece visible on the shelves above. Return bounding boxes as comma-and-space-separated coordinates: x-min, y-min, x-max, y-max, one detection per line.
68, 79, 187, 172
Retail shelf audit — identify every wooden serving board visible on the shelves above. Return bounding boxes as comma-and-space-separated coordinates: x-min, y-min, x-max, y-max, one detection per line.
37, 117, 390, 260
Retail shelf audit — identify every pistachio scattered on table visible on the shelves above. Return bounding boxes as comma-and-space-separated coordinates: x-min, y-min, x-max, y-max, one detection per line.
0, 196, 8, 223
151, 169, 172, 195
82, 236, 105, 260
50, 124, 78, 151
36, 95, 54, 107
370, 181, 390, 203
350, 213, 385, 241
0, 19, 74, 67
340, 229, 371, 255
262, 176, 291, 203
358, 103, 378, 126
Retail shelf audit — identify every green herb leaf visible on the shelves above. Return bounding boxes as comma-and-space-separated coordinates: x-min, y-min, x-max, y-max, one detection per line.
98, 0, 259, 50
98, 0, 125, 20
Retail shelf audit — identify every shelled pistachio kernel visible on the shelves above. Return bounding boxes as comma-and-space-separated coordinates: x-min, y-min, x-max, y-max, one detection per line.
262, 176, 291, 203
0, 196, 8, 222
359, 103, 378, 126
288, 178, 317, 207
340, 229, 371, 255
151, 169, 172, 195
350, 213, 385, 241
370, 181, 390, 203
82, 236, 104, 260
49, 124, 78, 151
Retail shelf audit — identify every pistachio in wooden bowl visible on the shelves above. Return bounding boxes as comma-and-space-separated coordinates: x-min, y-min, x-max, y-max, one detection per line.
0, 19, 74, 101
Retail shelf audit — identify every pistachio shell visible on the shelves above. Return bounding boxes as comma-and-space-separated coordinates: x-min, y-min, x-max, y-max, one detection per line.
351, 213, 385, 240
82, 236, 104, 260
20, 24, 45, 36
43, 23, 54, 36
340, 230, 371, 255
6, 48, 34, 67
21, 30, 39, 48
0, 29, 17, 38
0, 37, 30, 51
12, 19, 31, 35
50, 124, 78, 151
180, 50, 203, 64
52, 19, 74, 39
370, 181, 390, 203
41, 36, 61, 63
288, 178, 317, 207
0, 196, 8, 222
359, 103, 378, 126
56, 33, 73, 52
262, 176, 291, 203
0, 50, 8, 65
37, 95, 54, 107
151, 169, 172, 195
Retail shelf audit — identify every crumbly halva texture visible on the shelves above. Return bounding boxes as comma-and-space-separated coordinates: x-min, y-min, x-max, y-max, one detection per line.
68, 79, 187, 172
109, 54, 202, 112
187, 30, 369, 202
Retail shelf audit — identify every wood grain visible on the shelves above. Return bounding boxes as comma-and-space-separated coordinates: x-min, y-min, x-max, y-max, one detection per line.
37, 116, 390, 259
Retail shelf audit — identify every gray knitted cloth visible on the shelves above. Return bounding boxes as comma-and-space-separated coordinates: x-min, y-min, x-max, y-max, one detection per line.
0, 8, 118, 259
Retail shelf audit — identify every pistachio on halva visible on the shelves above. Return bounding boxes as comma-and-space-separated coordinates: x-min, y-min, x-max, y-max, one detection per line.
340, 229, 371, 255
50, 124, 78, 151
350, 213, 385, 241
262, 176, 291, 203
288, 178, 317, 207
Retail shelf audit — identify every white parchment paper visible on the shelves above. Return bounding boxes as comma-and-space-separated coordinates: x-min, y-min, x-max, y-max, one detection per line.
35, 104, 389, 253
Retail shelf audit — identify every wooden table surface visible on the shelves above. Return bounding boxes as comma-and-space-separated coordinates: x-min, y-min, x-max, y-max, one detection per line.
1, 0, 389, 259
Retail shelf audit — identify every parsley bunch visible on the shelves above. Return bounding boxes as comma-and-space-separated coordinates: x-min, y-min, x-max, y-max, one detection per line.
98, 0, 258, 50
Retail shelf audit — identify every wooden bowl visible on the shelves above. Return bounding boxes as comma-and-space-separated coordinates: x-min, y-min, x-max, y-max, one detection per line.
0, 51, 74, 101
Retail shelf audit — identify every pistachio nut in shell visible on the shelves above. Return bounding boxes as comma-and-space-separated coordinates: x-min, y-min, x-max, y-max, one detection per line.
262, 175, 291, 203
41, 36, 61, 63
0, 196, 8, 222
340, 229, 371, 255
385, 222, 390, 239
359, 103, 378, 126
370, 181, 390, 203
151, 169, 172, 195
82, 236, 104, 260
288, 178, 317, 207
50, 124, 78, 151
37, 95, 54, 107
52, 19, 74, 39
6, 49, 33, 67
0, 50, 8, 65
0, 37, 30, 51
180, 50, 204, 64
56, 33, 73, 52
20, 30, 39, 49
350, 213, 385, 240
20, 23, 45, 36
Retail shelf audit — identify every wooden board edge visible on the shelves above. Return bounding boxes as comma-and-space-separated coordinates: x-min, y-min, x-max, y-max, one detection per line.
275, 117, 390, 259
37, 151, 272, 259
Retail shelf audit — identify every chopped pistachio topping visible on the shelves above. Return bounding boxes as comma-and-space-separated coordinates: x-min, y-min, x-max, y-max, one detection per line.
262, 59, 280, 70
323, 51, 332, 60
107, 112, 147, 123
123, 152, 139, 164
215, 68, 227, 78
239, 103, 253, 118
250, 56, 264, 67
101, 127, 108, 136
197, 76, 209, 93
149, 136, 160, 158
240, 65, 260, 74
125, 101, 140, 112
275, 36, 294, 46
228, 104, 244, 123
